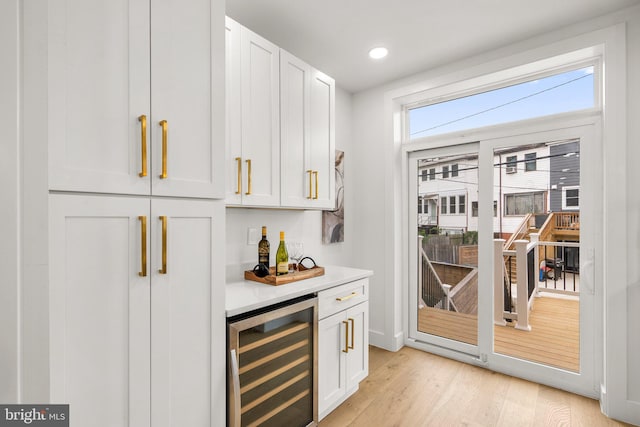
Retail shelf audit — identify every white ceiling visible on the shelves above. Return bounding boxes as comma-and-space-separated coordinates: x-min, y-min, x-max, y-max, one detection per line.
226, 0, 640, 93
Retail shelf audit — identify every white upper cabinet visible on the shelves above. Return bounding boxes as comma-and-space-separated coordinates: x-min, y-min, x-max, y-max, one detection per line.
48, 0, 224, 198
225, 17, 281, 207
226, 18, 335, 209
280, 50, 335, 209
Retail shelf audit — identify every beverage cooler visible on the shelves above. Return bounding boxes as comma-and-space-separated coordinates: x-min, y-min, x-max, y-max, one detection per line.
227, 295, 318, 427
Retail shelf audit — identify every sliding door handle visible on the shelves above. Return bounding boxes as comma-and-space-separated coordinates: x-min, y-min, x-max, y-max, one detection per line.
138, 115, 148, 177
138, 216, 147, 277
158, 216, 167, 274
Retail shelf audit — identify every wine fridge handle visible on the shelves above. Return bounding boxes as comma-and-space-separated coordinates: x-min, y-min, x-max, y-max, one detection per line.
229, 349, 241, 427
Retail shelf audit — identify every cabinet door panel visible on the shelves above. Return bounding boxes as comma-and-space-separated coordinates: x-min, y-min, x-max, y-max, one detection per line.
309, 70, 336, 209
150, 199, 224, 427
225, 17, 243, 204
48, 0, 150, 195
318, 311, 347, 418
280, 51, 312, 207
346, 302, 369, 386
49, 194, 151, 427
239, 28, 280, 206
151, 0, 224, 198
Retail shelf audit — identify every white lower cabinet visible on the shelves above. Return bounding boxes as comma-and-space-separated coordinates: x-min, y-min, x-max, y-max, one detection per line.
318, 280, 369, 420
49, 194, 225, 427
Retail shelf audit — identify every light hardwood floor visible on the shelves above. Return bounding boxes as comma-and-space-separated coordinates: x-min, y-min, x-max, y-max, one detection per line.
319, 345, 632, 427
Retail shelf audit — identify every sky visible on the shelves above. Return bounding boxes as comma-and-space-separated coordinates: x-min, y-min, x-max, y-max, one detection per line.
409, 66, 594, 139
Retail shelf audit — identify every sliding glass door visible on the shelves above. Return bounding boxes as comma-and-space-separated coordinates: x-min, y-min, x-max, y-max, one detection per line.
407, 122, 599, 397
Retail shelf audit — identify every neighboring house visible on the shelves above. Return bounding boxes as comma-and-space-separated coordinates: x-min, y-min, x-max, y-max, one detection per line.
418, 141, 577, 239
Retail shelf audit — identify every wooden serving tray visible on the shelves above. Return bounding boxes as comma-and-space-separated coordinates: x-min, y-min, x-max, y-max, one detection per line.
244, 265, 325, 286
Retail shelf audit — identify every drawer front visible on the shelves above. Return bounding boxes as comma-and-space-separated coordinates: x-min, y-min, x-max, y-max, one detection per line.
318, 279, 368, 319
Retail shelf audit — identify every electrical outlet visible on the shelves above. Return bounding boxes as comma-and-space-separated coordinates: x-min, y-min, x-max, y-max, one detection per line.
247, 227, 259, 245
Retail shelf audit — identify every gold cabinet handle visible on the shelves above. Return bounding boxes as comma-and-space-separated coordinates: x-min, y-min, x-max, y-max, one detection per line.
158, 216, 167, 274
342, 320, 349, 353
159, 120, 168, 179
336, 292, 357, 302
348, 318, 355, 350
313, 171, 319, 199
138, 216, 147, 277
138, 115, 148, 177
235, 157, 242, 194
245, 159, 252, 195
307, 170, 313, 199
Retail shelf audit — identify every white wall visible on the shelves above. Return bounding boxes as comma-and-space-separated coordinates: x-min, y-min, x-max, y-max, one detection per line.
0, 0, 20, 403
225, 86, 355, 278
351, 5, 640, 424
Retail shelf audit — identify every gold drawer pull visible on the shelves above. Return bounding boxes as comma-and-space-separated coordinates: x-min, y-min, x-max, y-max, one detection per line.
313, 170, 319, 199
342, 320, 349, 353
348, 318, 355, 350
307, 170, 313, 199
138, 215, 147, 277
336, 292, 357, 302
158, 216, 167, 274
138, 115, 147, 177
245, 159, 252, 195
159, 120, 168, 179
235, 157, 242, 194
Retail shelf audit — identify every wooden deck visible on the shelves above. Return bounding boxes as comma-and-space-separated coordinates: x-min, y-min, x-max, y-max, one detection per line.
495, 295, 579, 372
418, 294, 579, 372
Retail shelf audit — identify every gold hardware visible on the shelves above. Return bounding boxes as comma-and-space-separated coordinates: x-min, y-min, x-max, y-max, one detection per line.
138, 115, 147, 177
159, 216, 167, 274
159, 120, 168, 179
348, 318, 355, 350
313, 171, 319, 199
235, 157, 242, 194
307, 170, 313, 199
336, 292, 357, 302
138, 216, 147, 277
245, 159, 252, 195
342, 320, 349, 353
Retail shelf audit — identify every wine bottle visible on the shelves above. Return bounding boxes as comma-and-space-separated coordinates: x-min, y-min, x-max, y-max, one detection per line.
275, 231, 289, 276
258, 226, 270, 267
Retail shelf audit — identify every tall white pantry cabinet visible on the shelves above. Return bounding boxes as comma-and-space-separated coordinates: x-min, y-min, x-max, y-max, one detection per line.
23, 0, 226, 426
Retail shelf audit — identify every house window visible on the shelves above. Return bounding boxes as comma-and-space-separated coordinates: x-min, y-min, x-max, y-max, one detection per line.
442, 166, 450, 178
440, 197, 447, 214
418, 197, 423, 214
459, 195, 465, 214
506, 155, 517, 174
449, 196, 456, 214
504, 192, 546, 215
524, 153, 537, 172
429, 168, 436, 180
451, 164, 459, 177
562, 186, 579, 210
421, 170, 428, 181
472, 200, 497, 217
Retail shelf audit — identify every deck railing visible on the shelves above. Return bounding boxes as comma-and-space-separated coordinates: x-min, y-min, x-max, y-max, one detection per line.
419, 235, 457, 312
495, 236, 580, 331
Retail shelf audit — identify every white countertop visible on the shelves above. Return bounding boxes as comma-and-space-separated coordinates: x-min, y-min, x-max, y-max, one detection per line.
225, 265, 373, 317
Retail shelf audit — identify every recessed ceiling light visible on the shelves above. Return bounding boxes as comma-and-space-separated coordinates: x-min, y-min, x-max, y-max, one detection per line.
368, 47, 388, 59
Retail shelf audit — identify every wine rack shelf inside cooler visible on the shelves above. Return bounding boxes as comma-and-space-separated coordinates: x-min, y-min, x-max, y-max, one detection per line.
236, 318, 314, 426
